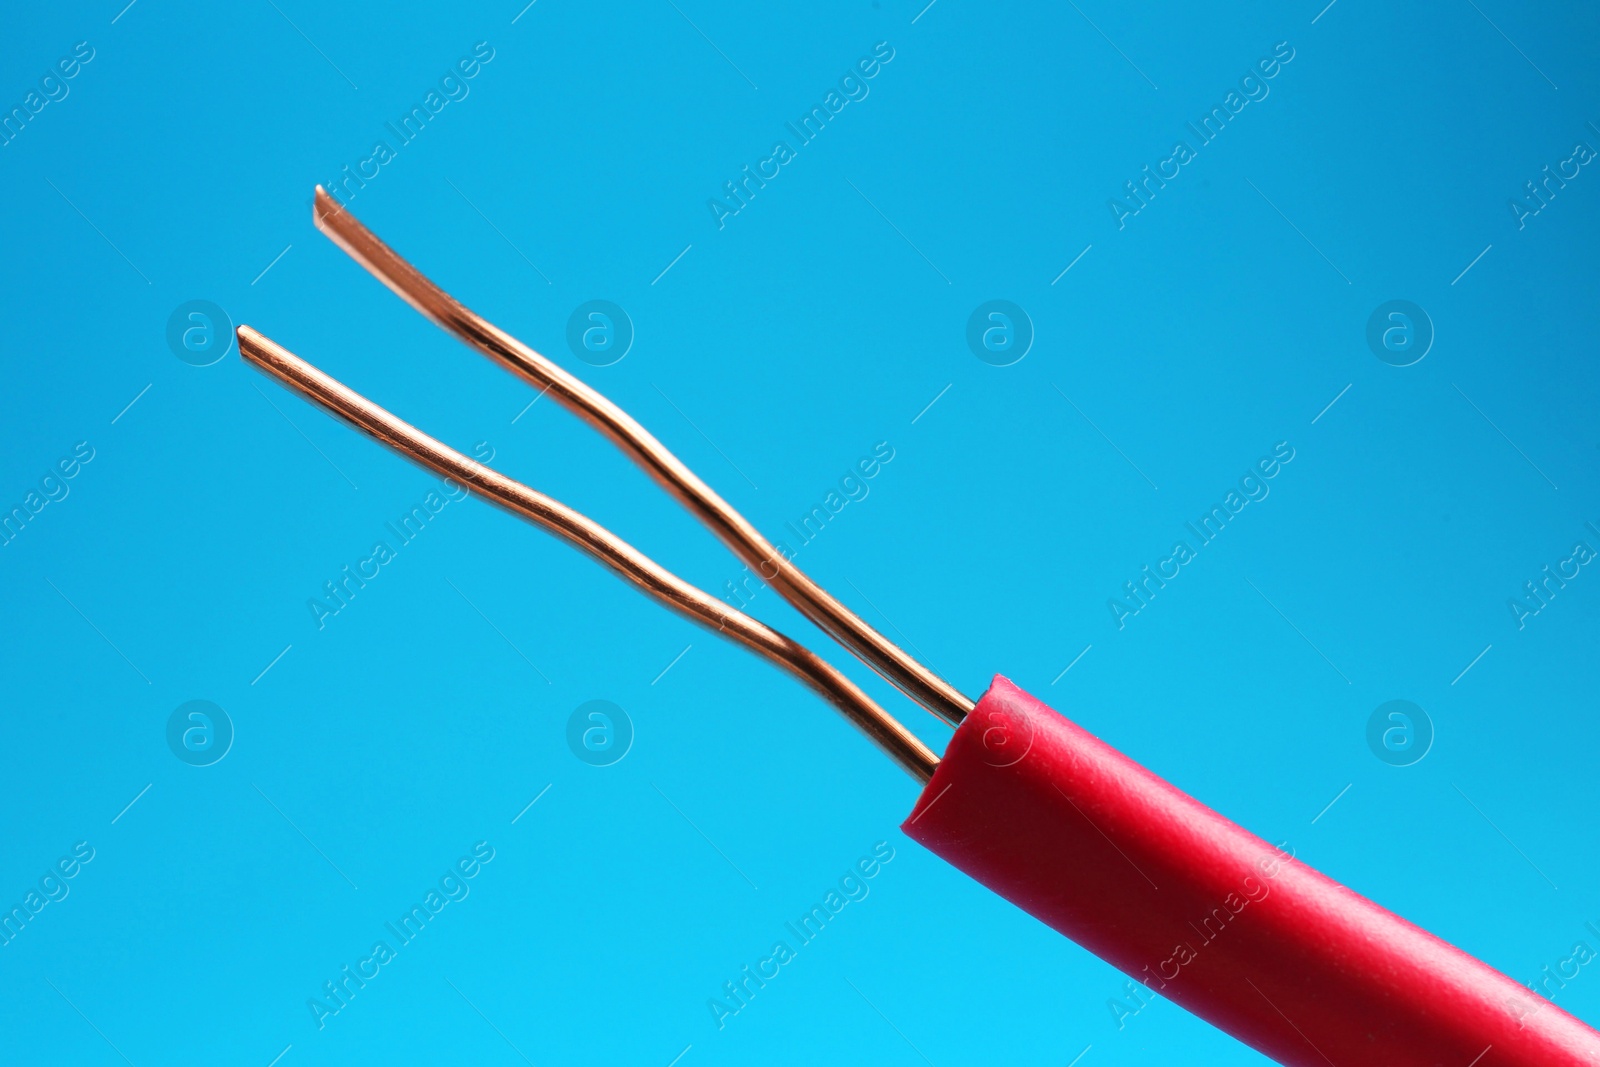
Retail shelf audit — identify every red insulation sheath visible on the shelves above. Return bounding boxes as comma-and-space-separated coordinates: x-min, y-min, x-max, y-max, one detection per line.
902, 677, 1600, 1066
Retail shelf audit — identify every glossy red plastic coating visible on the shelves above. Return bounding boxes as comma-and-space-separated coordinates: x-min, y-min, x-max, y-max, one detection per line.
902, 677, 1600, 1066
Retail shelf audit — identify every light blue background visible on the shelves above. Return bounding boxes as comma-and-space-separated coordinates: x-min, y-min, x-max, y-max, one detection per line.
2, 1, 1598, 1063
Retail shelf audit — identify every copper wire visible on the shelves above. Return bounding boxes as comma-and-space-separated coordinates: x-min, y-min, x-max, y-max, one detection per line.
310, 188, 974, 728
237, 325, 939, 783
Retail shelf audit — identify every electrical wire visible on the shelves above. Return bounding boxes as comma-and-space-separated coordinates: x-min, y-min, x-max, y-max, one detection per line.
310, 187, 974, 728
234, 187, 1600, 1067
236, 325, 940, 783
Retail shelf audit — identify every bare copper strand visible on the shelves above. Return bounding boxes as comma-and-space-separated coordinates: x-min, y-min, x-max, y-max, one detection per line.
311, 188, 973, 728
237, 325, 939, 783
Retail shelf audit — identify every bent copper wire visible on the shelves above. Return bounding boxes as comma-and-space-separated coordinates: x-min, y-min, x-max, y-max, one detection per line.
310, 187, 974, 729
236, 325, 939, 783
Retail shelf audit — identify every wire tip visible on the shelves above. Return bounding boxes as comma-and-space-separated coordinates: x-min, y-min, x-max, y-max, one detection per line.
236, 324, 270, 366
312, 186, 343, 232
